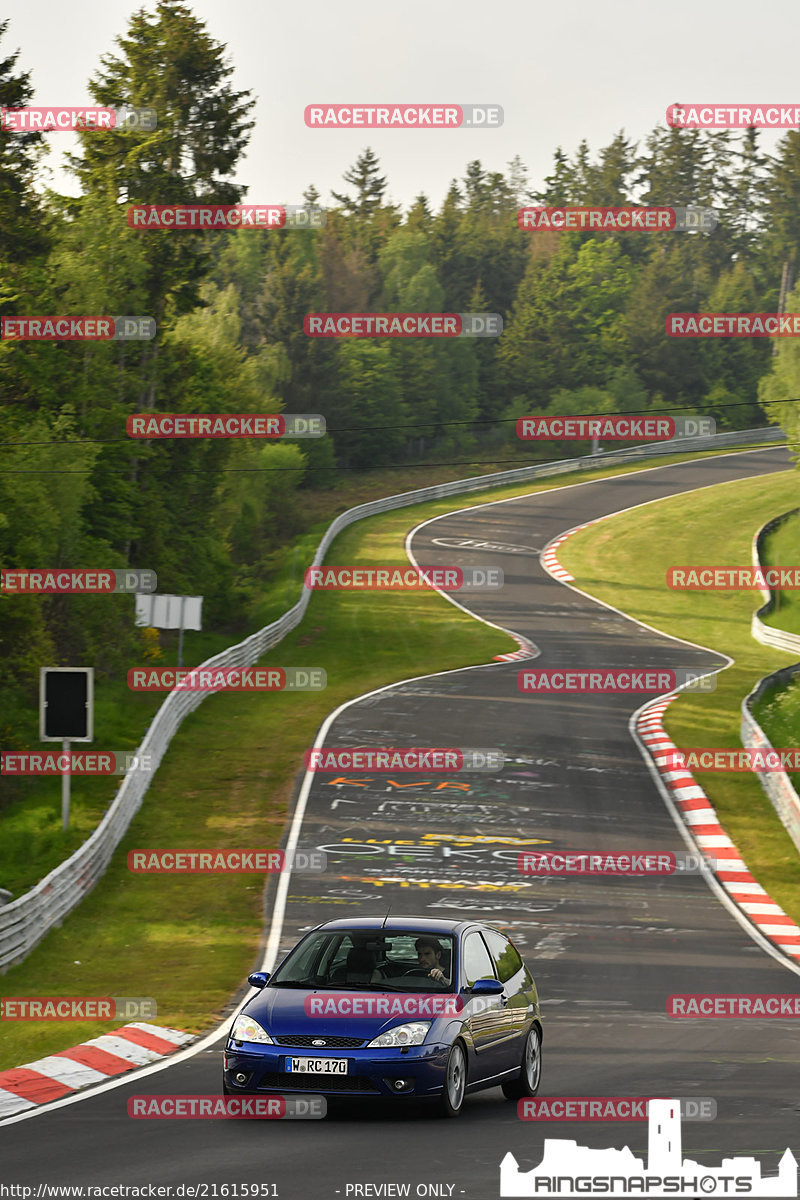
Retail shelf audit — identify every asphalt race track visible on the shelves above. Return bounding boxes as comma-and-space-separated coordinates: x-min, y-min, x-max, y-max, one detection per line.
2, 446, 798, 1198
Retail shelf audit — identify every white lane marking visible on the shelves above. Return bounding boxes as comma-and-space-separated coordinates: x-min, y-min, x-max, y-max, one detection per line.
1, 445, 789, 1126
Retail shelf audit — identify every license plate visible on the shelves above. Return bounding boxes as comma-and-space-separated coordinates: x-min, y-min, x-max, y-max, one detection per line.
285, 1057, 348, 1074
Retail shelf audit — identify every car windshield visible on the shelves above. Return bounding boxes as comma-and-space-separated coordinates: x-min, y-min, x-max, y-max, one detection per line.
270, 929, 456, 991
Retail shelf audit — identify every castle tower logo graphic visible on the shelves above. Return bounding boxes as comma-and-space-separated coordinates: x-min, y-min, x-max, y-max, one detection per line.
500, 1098, 797, 1197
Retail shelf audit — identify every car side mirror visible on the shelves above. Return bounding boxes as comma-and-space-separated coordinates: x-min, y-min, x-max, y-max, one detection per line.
248, 971, 271, 989
471, 978, 504, 995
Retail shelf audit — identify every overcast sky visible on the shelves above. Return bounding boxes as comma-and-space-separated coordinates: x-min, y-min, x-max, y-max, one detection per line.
5, 0, 797, 210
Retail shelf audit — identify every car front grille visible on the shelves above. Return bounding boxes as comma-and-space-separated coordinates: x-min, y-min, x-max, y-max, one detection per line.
273, 1034, 365, 1048
257, 1071, 379, 1093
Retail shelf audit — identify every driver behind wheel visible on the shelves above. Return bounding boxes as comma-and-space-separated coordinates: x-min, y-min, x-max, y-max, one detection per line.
415, 936, 450, 984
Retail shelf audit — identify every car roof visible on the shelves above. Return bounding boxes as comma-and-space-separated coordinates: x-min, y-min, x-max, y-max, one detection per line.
312, 916, 492, 936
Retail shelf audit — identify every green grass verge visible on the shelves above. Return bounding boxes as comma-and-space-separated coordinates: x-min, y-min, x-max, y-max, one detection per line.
2, 439, 768, 896
559, 468, 800, 930
761, 507, 800, 634
751, 675, 800, 794
0, 437, 782, 1070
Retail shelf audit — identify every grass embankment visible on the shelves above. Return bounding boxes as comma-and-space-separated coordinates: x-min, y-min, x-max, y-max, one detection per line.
3, 439, 766, 897
0, 437, 781, 1070
559, 469, 800, 929
750, 503, 800, 790
760, 506, 800, 634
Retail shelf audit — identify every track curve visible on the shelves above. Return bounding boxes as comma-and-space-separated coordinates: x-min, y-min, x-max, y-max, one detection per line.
2, 447, 797, 1198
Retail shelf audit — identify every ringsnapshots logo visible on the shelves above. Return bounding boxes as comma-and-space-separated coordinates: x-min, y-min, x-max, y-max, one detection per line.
517, 415, 715, 440
518, 206, 717, 233
126, 413, 324, 438
518, 669, 716, 693
127, 667, 326, 692
304, 747, 504, 771
667, 102, 800, 128
667, 313, 800, 337
304, 103, 502, 128
1, 569, 156, 594
128, 1095, 325, 1119
518, 850, 716, 876
127, 204, 325, 229
304, 313, 502, 337
0, 106, 157, 131
517, 1097, 717, 1122
1, 751, 154, 776
667, 566, 800, 590
0, 996, 156, 1020
127, 849, 326, 873
304, 565, 502, 591
0, 316, 156, 340
501, 1096, 797, 1198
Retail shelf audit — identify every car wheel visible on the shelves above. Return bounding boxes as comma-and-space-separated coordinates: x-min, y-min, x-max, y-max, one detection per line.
502, 1024, 542, 1100
439, 1042, 467, 1117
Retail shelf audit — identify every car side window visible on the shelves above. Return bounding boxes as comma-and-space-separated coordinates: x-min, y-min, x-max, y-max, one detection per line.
462, 931, 496, 987
324, 935, 354, 976
482, 929, 524, 984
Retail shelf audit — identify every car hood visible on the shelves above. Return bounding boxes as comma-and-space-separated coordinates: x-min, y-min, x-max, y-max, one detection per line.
241, 987, 450, 1039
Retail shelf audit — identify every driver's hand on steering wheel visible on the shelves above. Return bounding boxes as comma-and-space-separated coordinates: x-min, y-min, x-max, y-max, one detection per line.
429, 967, 445, 982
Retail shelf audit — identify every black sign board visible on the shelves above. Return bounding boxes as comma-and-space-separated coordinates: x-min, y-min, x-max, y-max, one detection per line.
39, 668, 94, 742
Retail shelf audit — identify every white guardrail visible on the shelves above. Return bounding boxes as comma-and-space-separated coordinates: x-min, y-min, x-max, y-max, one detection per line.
742, 506, 800, 853
750, 509, 800, 654
0, 425, 786, 969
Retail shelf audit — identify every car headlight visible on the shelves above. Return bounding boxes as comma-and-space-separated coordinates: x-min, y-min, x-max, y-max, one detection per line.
230, 1013, 274, 1044
367, 1022, 431, 1048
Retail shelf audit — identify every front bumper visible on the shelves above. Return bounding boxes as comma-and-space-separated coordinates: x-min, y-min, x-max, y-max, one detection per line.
223, 1040, 451, 1098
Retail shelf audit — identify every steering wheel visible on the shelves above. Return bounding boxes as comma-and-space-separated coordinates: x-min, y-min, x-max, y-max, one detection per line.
403, 967, 433, 976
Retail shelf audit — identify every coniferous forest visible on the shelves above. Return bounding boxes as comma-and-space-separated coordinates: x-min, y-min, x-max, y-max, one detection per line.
2, 2, 800, 742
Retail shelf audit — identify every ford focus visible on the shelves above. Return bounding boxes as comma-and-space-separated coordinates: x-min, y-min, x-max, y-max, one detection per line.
223, 917, 542, 1117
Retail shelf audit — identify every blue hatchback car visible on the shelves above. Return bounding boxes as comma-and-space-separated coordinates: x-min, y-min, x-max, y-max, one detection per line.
223, 917, 542, 1116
